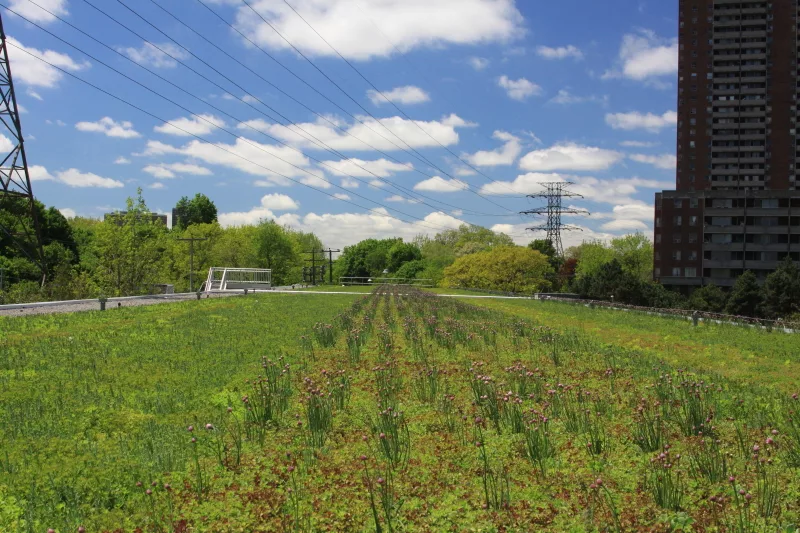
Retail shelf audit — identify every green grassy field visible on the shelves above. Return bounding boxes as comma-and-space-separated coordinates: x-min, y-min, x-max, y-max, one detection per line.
1, 290, 799, 532
470, 298, 800, 393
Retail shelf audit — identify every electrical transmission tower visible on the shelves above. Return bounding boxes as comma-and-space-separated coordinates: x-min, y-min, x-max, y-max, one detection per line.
0, 13, 45, 282
521, 182, 588, 257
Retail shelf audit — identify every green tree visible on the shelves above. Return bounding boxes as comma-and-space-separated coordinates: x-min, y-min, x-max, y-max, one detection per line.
93, 189, 168, 296
528, 239, 557, 259
761, 257, 800, 318
334, 238, 401, 279
387, 241, 422, 273
255, 220, 300, 285
610, 232, 653, 282
394, 259, 426, 280
724, 271, 763, 318
435, 224, 514, 257
573, 259, 648, 305
443, 246, 553, 293
689, 284, 728, 313
572, 240, 615, 279
164, 223, 223, 292
173, 193, 218, 230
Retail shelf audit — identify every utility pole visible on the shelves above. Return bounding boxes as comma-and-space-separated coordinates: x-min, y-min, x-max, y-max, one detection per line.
520, 182, 589, 257
304, 249, 321, 285
177, 236, 208, 292
321, 248, 340, 284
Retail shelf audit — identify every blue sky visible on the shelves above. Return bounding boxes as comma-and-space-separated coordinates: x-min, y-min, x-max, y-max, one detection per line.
4, 0, 679, 250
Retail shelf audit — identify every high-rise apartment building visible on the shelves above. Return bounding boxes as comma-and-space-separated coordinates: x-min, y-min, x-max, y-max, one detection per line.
654, 0, 800, 290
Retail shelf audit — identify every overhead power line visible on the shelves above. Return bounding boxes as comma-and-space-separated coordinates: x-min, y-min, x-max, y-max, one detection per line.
25, 0, 506, 219
279, 0, 528, 198
4, 40, 460, 234
193, 0, 516, 214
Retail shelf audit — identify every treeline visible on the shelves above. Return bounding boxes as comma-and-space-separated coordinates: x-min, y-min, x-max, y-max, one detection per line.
566, 238, 800, 320
0, 190, 322, 303
5, 189, 797, 319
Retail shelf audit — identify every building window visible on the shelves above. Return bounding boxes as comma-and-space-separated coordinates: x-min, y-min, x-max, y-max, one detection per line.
655, 267, 661, 277
690, 198, 698, 208
655, 252, 661, 261
689, 251, 698, 261
690, 216, 698, 226
685, 267, 697, 278
674, 199, 683, 208
655, 234, 662, 244
672, 267, 682, 277
673, 235, 682, 244
673, 251, 682, 261
688, 233, 698, 243
674, 216, 683, 226
656, 217, 661, 228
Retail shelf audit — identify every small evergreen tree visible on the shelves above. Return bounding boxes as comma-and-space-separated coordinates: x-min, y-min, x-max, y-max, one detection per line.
724, 271, 763, 317
761, 257, 800, 318
689, 284, 728, 313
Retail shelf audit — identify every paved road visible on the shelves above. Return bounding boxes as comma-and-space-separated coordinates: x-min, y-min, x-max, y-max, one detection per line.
0, 292, 240, 317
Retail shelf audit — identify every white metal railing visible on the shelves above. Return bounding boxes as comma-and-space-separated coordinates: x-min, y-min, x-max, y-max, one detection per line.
205, 267, 272, 292
339, 277, 434, 287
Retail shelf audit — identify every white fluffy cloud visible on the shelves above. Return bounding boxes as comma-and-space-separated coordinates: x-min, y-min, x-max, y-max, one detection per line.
7, 0, 68, 24
480, 172, 668, 206
498, 75, 541, 101
6, 37, 89, 88
143, 162, 213, 179
606, 110, 677, 132
142, 137, 315, 185
241, 114, 474, 152
367, 86, 430, 106
155, 114, 226, 137
464, 130, 521, 166
75, 117, 140, 138
58, 207, 76, 218
468, 57, 490, 70
550, 90, 608, 106
620, 140, 659, 148
413, 176, 469, 192
259, 193, 300, 210
603, 30, 678, 83
519, 143, 624, 172
218, 194, 298, 226
118, 42, 189, 69
56, 168, 124, 188
28, 164, 54, 181
491, 221, 621, 248
232, 0, 524, 61
321, 158, 412, 177
536, 45, 583, 60
147, 182, 166, 190
221, 204, 464, 249
114, 157, 132, 164
28, 165, 123, 188
333, 193, 351, 201
629, 153, 677, 170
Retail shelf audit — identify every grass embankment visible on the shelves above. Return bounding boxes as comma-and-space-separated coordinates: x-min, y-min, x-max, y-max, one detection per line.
469, 298, 800, 394
0, 294, 355, 531
2, 290, 800, 531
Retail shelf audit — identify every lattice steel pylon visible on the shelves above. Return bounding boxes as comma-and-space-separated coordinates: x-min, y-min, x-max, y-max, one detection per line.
0, 12, 45, 282
520, 182, 589, 257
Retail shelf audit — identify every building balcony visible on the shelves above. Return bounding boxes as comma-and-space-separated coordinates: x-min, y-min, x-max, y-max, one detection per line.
703, 225, 746, 233
703, 242, 745, 251
703, 259, 744, 269
659, 276, 704, 286
705, 207, 746, 216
